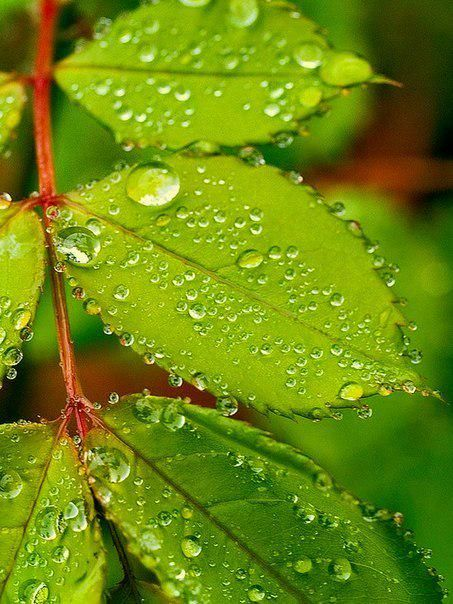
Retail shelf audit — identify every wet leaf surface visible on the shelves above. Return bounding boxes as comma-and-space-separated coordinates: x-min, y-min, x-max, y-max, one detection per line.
85, 395, 442, 603
0, 73, 26, 153
0, 422, 105, 601
0, 206, 45, 389
56, 0, 375, 148
54, 155, 422, 419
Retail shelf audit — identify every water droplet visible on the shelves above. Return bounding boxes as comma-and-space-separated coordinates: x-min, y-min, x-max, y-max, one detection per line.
321, 52, 372, 86
179, 0, 212, 6
35, 506, 66, 541
229, 0, 259, 28
0, 469, 23, 499
216, 396, 238, 416
247, 585, 265, 601
19, 580, 49, 604
161, 403, 186, 431
294, 556, 313, 574
0, 192, 12, 210
181, 535, 202, 558
293, 43, 324, 68
237, 249, 264, 269
2, 347, 23, 367
328, 557, 352, 582
87, 447, 131, 483
52, 545, 70, 563
56, 227, 101, 266
134, 396, 162, 424
126, 162, 180, 207
339, 382, 363, 401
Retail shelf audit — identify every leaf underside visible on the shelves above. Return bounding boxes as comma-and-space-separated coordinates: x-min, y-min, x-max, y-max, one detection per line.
55, 0, 375, 148
0, 73, 26, 152
0, 423, 105, 602
0, 207, 45, 388
85, 395, 441, 603
54, 155, 421, 419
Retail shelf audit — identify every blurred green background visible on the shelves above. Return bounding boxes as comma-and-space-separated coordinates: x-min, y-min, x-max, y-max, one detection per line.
0, 0, 452, 597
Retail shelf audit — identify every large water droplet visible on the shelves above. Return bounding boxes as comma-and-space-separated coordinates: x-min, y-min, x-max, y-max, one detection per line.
52, 545, 70, 563
126, 162, 180, 207
247, 585, 265, 602
87, 447, 131, 483
2, 347, 23, 367
19, 580, 49, 604
35, 506, 66, 541
181, 535, 202, 558
56, 227, 101, 266
0, 469, 23, 499
293, 43, 324, 68
328, 557, 352, 582
339, 382, 364, 401
294, 556, 313, 574
133, 396, 162, 424
229, 0, 259, 28
321, 52, 372, 86
237, 249, 264, 269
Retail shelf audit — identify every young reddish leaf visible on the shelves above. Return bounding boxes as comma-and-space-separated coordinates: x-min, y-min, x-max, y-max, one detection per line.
85, 395, 443, 603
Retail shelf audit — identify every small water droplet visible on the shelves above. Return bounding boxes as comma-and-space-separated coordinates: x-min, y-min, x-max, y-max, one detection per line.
87, 447, 130, 483
339, 382, 363, 401
0, 469, 23, 499
181, 535, 202, 558
56, 227, 101, 266
237, 249, 264, 269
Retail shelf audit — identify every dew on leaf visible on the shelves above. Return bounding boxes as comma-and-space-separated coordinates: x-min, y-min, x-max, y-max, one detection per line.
55, 226, 101, 266
2, 346, 23, 367
126, 162, 180, 207
0, 469, 23, 499
237, 249, 264, 269
293, 43, 324, 69
51, 545, 70, 564
19, 580, 49, 604
294, 556, 313, 574
339, 382, 364, 401
87, 446, 131, 483
216, 395, 239, 416
133, 396, 162, 424
181, 535, 202, 558
229, 0, 259, 28
35, 506, 65, 541
328, 557, 352, 582
247, 584, 265, 601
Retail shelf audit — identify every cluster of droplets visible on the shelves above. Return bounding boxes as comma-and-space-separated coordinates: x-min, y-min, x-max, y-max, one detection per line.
82, 398, 447, 601
48, 155, 428, 423
64, 0, 374, 148
0, 425, 103, 603
0, 293, 34, 388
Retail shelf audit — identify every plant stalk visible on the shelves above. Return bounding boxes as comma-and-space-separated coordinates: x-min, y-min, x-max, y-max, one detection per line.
33, 0, 87, 434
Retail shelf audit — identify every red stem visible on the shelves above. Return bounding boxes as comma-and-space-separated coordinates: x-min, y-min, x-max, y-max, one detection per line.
33, 0, 85, 415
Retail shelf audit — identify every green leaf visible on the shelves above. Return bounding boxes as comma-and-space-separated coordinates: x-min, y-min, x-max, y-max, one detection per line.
54, 155, 421, 419
0, 73, 26, 152
109, 578, 171, 603
55, 0, 375, 148
85, 395, 442, 603
0, 205, 45, 388
0, 422, 106, 601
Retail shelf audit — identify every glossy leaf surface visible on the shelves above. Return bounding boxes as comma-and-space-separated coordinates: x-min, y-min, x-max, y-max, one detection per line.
0, 422, 105, 602
85, 395, 441, 603
0, 73, 25, 152
0, 206, 45, 388
55, 155, 421, 419
55, 0, 375, 148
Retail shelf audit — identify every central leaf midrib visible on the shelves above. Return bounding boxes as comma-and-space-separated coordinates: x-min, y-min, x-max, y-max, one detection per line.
56, 62, 328, 81
63, 198, 412, 379
95, 423, 309, 603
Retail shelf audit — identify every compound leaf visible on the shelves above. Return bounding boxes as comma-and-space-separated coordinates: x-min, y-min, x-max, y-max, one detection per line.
85, 395, 442, 603
55, 0, 375, 148
55, 155, 421, 419
0, 422, 106, 602
0, 205, 45, 389
0, 73, 26, 152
